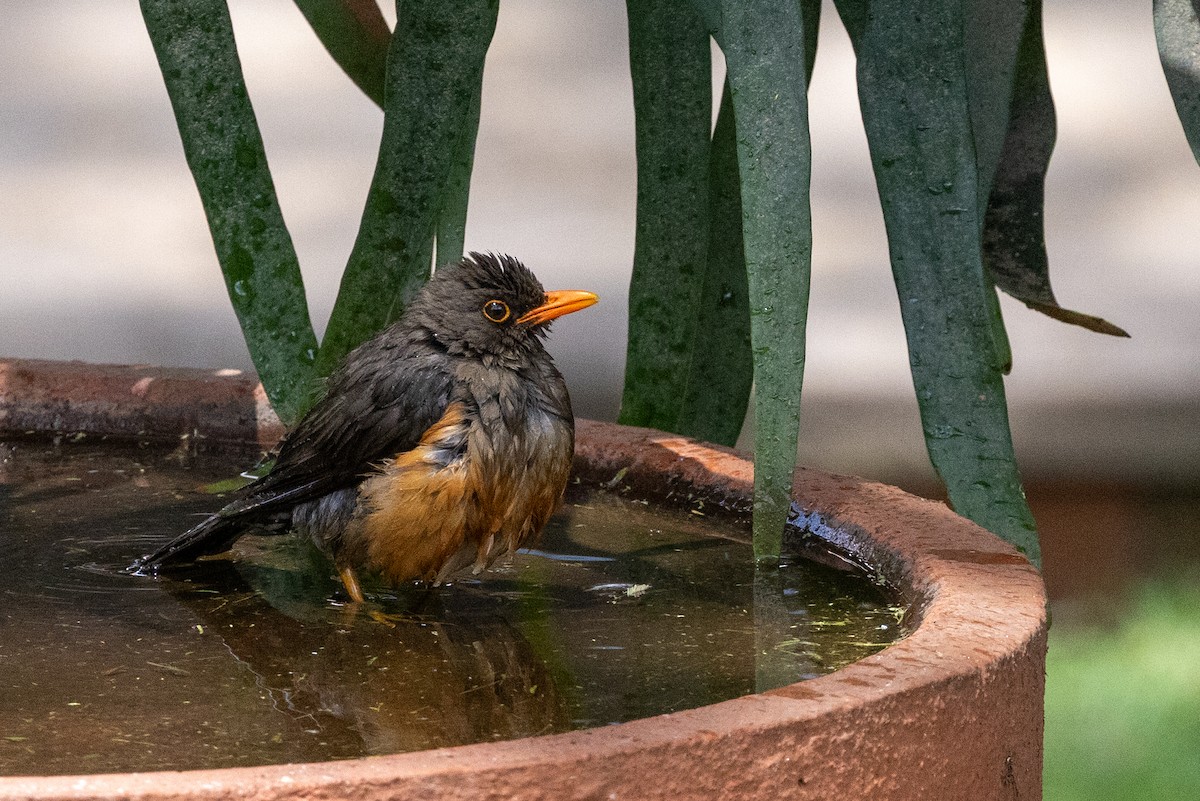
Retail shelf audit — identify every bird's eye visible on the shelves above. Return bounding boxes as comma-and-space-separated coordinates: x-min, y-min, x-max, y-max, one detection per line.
482, 299, 511, 323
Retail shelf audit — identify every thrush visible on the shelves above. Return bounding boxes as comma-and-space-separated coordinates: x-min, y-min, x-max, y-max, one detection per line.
136, 253, 598, 602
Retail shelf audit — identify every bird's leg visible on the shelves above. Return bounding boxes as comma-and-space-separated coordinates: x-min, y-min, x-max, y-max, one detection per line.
471, 533, 496, 575
337, 564, 427, 626
339, 567, 402, 626
339, 565, 365, 604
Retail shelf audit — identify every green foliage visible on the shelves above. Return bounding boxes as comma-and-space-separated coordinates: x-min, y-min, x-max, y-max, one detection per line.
673, 84, 752, 448
620, 0, 713, 434
1045, 574, 1200, 800
140, 0, 495, 419
144, 0, 1191, 564
624, 0, 820, 455
434, 88, 483, 270
1155, 0, 1200, 166
316, 0, 498, 374
140, 0, 320, 425
832, 0, 1040, 562
983, 1, 1129, 337
292, 0, 389, 107
688, 0, 815, 560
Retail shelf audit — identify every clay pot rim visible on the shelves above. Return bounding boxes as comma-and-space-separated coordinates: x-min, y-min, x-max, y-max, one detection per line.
0, 359, 1046, 799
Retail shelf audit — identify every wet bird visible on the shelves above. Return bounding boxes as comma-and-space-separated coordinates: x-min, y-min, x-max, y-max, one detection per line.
136, 253, 598, 602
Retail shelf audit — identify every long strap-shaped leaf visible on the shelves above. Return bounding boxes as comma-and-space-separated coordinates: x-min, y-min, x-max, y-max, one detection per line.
435, 88, 483, 268
619, 0, 712, 433
691, 0, 813, 561
317, 0, 498, 374
984, 0, 1128, 338
1156, 0, 1200, 166
292, 0, 390, 107
294, 1, 474, 269
673, 83, 750, 447
963, 0, 1026, 214
141, 0, 320, 426
676, 1, 821, 448
833, 0, 1041, 564
962, 0, 1027, 374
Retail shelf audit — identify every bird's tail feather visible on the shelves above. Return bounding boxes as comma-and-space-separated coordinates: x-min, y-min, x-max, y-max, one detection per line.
130, 478, 321, 574
130, 512, 246, 572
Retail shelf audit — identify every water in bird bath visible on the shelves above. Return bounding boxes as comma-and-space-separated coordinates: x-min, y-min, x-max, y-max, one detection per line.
0, 435, 904, 776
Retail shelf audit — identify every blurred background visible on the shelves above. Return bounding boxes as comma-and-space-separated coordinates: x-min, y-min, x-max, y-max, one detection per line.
2, 1, 1197, 797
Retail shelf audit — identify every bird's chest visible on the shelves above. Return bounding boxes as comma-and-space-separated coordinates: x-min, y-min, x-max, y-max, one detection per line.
352, 364, 572, 583
465, 369, 571, 493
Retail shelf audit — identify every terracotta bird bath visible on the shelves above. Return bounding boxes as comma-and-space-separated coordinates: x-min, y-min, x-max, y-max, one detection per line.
0, 357, 1047, 800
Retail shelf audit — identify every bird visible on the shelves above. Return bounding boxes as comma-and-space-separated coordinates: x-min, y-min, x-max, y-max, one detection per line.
135, 253, 598, 603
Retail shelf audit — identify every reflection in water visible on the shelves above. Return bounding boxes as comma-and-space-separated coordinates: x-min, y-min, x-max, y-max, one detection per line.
169, 556, 570, 756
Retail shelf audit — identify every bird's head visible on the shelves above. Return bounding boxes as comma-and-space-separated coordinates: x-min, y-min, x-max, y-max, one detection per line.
411, 253, 598, 360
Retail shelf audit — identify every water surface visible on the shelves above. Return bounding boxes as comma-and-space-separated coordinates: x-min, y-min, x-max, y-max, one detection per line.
0, 435, 902, 776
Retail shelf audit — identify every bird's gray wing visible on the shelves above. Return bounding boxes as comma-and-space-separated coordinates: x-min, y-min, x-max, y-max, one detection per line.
249, 338, 455, 510
136, 334, 455, 567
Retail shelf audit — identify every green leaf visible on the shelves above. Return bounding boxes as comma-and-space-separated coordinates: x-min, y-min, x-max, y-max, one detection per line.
676, 2, 819, 447
963, 0, 1026, 373
984, 0, 1129, 338
963, 0, 1027, 214
800, 0, 823, 83
619, 0, 712, 433
317, 0, 499, 374
833, 0, 1041, 564
1155, 0, 1200, 166
292, 0, 391, 108
674, 83, 751, 447
693, 0, 814, 561
140, 0, 320, 426
435, 87, 483, 268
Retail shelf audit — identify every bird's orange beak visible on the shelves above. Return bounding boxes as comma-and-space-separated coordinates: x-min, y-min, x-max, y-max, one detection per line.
517, 290, 599, 326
